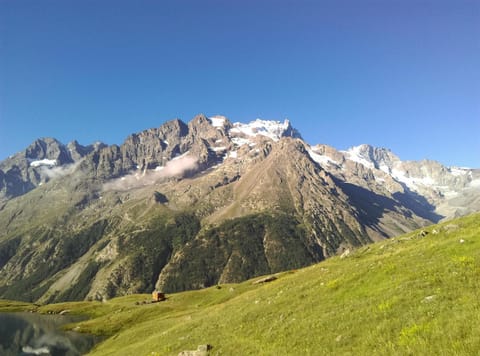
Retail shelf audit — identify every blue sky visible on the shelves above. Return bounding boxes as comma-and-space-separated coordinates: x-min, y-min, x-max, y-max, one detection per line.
1, 0, 479, 167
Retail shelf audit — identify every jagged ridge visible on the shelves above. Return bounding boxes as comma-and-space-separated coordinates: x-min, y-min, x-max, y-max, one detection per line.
0, 114, 479, 303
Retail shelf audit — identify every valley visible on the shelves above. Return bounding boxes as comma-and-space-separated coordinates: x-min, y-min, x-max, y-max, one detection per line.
2, 212, 479, 355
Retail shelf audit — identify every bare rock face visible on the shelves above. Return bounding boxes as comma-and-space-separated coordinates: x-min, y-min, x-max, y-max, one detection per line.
120, 119, 189, 171
67, 140, 104, 162
185, 114, 232, 170
187, 114, 227, 140
89, 145, 124, 179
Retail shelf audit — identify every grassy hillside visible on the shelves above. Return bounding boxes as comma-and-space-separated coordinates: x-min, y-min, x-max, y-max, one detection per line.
3, 212, 480, 355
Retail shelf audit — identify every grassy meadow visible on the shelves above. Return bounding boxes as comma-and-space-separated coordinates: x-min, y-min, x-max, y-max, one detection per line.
2, 212, 480, 355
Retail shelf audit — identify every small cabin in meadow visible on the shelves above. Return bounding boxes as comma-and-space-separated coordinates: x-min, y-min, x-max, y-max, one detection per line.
152, 291, 166, 302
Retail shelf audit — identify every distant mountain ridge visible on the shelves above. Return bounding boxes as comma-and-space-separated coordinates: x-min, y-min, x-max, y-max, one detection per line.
0, 114, 479, 302
2, 114, 476, 219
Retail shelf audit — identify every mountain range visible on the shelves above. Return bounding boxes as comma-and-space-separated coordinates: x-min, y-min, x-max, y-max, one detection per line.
1, 114, 479, 303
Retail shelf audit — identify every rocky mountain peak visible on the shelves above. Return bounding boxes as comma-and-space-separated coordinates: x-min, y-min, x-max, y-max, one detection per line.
24, 137, 73, 165
0, 136, 108, 201
157, 119, 189, 139
342, 144, 399, 172
281, 119, 303, 140
188, 114, 228, 139
67, 140, 103, 162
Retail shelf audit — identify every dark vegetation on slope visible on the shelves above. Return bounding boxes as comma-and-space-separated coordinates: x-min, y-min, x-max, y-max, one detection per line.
159, 213, 323, 292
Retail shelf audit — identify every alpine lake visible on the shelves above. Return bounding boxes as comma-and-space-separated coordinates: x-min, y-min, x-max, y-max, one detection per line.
0, 311, 101, 356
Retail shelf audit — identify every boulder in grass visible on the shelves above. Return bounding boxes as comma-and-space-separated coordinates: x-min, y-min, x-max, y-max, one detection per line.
253, 276, 277, 285
178, 344, 212, 356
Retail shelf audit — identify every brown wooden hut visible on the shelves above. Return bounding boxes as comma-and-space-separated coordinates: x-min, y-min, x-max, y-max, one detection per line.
152, 291, 166, 302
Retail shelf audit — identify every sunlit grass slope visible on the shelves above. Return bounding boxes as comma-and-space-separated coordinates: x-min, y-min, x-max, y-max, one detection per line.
4, 212, 480, 355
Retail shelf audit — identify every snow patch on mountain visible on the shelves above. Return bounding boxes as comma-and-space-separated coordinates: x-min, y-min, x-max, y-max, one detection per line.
230, 119, 293, 142
469, 179, 480, 188
342, 146, 375, 169
209, 116, 227, 127
210, 146, 227, 152
231, 137, 254, 147
450, 167, 469, 176
307, 148, 338, 167
379, 164, 391, 174
30, 159, 57, 167
172, 151, 191, 161
391, 169, 436, 190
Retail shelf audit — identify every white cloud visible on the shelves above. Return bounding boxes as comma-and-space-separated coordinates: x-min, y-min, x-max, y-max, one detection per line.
38, 162, 80, 179
103, 155, 198, 191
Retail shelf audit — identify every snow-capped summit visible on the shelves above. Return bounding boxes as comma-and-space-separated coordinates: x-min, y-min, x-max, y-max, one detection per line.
230, 119, 301, 142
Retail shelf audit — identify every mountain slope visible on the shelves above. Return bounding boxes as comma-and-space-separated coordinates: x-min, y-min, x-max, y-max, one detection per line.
0, 114, 478, 303
6, 212, 480, 355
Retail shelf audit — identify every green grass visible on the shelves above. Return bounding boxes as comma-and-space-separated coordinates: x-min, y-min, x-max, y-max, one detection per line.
0, 299, 36, 312
3, 212, 480, 355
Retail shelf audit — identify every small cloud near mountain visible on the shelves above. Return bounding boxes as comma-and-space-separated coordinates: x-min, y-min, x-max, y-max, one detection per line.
103, 155, 198, 191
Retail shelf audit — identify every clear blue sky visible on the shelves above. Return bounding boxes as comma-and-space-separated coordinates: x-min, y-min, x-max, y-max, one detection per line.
1, 0, 479, 167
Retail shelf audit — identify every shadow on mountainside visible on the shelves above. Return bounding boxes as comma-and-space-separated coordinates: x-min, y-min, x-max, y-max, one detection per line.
392, 188, 443, 223
334, 179, 443, 230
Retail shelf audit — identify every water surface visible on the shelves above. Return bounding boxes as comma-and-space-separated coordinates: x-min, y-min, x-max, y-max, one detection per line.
0, 312, 101, 355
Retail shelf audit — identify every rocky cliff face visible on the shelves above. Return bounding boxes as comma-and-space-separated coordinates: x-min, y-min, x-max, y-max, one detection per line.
0, 138, 106, 200
0, 114, 478, 303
